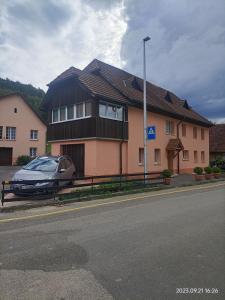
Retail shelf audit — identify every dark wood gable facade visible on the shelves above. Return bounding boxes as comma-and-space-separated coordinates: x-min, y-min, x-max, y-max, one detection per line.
45, 77, 128, 142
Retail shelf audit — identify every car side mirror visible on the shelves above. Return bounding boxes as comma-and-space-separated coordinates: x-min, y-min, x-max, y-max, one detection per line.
59, 168, 66, 173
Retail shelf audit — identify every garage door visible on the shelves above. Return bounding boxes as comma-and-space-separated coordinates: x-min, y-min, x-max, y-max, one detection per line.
0, 147, 13, 166
61, 144, 85, 177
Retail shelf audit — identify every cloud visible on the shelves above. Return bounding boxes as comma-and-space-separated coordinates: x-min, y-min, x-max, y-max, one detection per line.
0, 0, 224, 123
121, 0, 225, 122
0, 0, 127, 90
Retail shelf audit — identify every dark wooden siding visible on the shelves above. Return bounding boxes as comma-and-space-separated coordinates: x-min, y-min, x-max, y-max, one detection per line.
47, 117, 128, 141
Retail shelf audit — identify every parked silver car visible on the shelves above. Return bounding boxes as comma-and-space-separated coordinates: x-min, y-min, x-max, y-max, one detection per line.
11, 155, 76, 195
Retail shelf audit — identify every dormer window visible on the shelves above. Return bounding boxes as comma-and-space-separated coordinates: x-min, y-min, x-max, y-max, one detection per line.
131, 77, 143, 92
165, 91, 172, 103
183, 100, 190, 109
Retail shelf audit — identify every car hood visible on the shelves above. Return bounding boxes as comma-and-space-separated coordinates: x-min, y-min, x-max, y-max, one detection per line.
12, 169, 54, 181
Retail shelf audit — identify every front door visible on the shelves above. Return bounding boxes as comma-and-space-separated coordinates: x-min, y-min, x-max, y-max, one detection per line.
167, 151, 174, 172
61, 144, 85, 177
0, 147, 13, 166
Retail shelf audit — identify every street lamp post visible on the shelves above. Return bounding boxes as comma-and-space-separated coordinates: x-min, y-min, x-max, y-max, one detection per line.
143, 36, 150, 180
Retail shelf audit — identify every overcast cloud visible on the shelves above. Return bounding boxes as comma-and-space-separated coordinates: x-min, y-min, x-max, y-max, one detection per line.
0, 0, 224, 123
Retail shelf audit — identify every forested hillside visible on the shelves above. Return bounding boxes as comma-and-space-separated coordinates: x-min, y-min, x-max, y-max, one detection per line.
0, 78, 46, 119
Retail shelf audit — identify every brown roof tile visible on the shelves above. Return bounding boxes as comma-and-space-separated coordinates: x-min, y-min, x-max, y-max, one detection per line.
48, 67, 82, 86
209, 124, 225, 152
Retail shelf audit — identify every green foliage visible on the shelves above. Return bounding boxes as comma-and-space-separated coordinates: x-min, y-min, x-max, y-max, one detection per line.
212, 166, 221, 174
162, 169, 172, 178
193, 167, 203, 175
16, 155, 33, 166
204, 166, 212, 174
0, 77, 46, 120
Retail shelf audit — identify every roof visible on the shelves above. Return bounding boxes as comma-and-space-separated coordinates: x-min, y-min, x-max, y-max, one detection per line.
209, 124, 225, 152
166, 138, 184, 151
44, 59, 212, 127
0, 93, 46, 125
48, 66, 82, 86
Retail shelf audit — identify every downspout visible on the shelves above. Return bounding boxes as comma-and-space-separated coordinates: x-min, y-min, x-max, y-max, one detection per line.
119, 107, 126, 175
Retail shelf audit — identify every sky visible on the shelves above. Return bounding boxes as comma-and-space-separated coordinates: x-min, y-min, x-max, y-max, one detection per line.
0, 0, 225, 123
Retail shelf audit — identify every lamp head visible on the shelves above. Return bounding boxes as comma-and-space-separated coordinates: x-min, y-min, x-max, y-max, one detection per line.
143, 36, 151, 42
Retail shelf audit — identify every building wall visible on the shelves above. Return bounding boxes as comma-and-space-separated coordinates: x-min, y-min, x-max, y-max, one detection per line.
0, 95, 46, 164
127, 107, 209, 174
50, 107, 209, 176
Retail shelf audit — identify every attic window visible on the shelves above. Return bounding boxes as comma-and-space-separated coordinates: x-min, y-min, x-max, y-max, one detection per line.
183, 100, 190, 109
131, 77, 143, 92
165, 92, 172, 103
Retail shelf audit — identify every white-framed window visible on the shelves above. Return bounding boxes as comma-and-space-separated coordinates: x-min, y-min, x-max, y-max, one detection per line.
193, 127, 197, 139
194, 150, 198, 163
30, 147, 37, 157
51, 102, 91, 123
201, 151, 205, 162
165, 120, 175, 135
30, 130, 38, 140
6, 127, 16, 140
139, 148, 144, 165
60, 106, 66, 121
182, 150, 189, 161
0, 126, 3, 139
99, 101, 123, 121
52, 108, 59, 123
154, 149, 161, 165
182, 124, 186, 137
201, 128, 205, 140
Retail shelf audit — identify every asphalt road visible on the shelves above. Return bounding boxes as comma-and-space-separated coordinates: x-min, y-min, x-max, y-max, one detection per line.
0, 184, 224, 300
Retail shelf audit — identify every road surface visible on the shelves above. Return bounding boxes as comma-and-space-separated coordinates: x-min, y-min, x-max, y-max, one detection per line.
0, 183, 224, 299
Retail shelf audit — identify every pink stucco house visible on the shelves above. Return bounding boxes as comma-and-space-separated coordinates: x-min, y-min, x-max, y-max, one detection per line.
42, 59, 212, 177
0, 93, 46, 165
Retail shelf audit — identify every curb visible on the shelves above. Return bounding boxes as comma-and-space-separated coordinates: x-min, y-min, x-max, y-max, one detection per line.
1, 179, 224, 213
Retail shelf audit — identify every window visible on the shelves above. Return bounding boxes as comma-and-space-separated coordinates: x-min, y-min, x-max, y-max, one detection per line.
52, 108, 59, 123
201, 151, 205, 162
60, 106, 66, 121
193, 127, 197, 139
99, 101, 123, 121
0, 126, 2, 139
183, 150, 189, 161
30, 130, 38, 140
139, 148, 144, 165
29, 147, 37, 157
76, 103, 84, 118
182, 124, 186, 137
154, 149, 161, 165
67, 105, 74, 120
194, 151, 198, 163
165, 120, 175, 135
14, 108, 17, 113
85, 102, 92, 117
201, 128, 205, 140
6, 127, 16, 140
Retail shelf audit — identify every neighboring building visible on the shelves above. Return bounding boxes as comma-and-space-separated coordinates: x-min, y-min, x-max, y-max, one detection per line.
42, 59, 212, 176
0, 93, 46, 165
209, 124, 225, 161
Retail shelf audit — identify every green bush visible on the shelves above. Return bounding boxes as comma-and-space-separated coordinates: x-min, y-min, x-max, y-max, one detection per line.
162, 169, 172, 178
212, 166, 221, 174
16, 155, 32, 166
193, 167, 203, 175
204, 166, 212, 174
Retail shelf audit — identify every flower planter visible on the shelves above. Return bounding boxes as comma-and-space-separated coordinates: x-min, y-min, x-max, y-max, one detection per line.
194, 174, 204, 181
163, 177, 171, 185
205, 173, 213, 180
214, 173, 220, 179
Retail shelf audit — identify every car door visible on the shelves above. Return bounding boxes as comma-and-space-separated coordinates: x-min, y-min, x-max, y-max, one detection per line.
57, 159, 68, 186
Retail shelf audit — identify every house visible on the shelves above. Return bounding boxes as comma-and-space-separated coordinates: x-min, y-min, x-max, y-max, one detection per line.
209, 124, 225, 161
0, 93, 46, 165
42, 59, 212, 177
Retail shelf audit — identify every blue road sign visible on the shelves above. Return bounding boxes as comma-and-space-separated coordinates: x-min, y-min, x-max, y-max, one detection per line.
147, 126, 156, 140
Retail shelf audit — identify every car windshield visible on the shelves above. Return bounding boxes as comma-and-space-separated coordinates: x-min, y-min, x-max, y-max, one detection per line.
23, 157, 58, 172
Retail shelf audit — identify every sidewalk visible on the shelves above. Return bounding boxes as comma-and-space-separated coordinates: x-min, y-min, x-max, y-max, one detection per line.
1, 173, 224, 213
